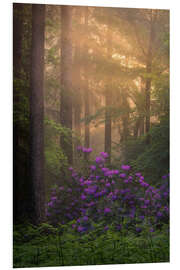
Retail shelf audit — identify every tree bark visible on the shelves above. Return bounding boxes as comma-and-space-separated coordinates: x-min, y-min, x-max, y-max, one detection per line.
30, 4, 45, 224
73, 7, 83, 160
145, 10, 155, 144
83, 7, 90, 160
105, 22, 112, 163
60, 5, 73, 165
13, 3, 23, 223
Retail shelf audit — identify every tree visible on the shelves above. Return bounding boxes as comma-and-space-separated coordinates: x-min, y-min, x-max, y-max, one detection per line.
30, 4, 45, 224
60, 5, 73, 165
72, 6, 83, 160
13, 3, 24, 223
115, 9, 169, 144
83, 6, 90, 159
104, 14, 113, 163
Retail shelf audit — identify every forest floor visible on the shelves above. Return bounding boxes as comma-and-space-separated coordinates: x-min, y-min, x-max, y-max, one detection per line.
13, 223, 169, 268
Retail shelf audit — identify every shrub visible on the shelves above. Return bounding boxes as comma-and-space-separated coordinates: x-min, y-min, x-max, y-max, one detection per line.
46, 148, 169, 235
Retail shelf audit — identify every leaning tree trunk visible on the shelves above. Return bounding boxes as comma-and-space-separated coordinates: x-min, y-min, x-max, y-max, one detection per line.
60, 5, 73, 165
13, 3, 23, 223
30, 4, 45, 224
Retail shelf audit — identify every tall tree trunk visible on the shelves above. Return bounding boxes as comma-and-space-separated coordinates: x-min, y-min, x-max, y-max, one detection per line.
73, 7, 83, 160
13, 3, 23, 223
105, 22, 112, 163
60, 6, 73, 165
145, 11, 155, 144
139, 117, 144, 136
84, 80, 90, 149
133, 118, 140, 139
83, 7, 90, 159
30, 4, 45, 224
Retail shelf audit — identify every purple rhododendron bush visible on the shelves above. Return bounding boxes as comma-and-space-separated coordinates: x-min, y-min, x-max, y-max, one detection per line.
46, 148, 169, 235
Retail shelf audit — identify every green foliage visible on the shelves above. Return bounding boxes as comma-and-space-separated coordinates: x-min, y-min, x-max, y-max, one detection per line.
132, 118, 169, 183
13, 222, 169, 268
117, 117, 169, 185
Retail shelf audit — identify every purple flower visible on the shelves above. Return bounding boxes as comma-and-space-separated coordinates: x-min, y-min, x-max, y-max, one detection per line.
136, 227, 142, 233
84, 180, 92, 185
88, 201, 95, 207
95, 156, 103, 163
112, 195, 117, 201
135, 172, 141, 177
77, 226, 85, 232
124, 179, 129, 184
94, 192, 102, 198
121, 165, 131, 171
139, 215, 145, 220
90, 165, 96, 171
104, 226, 109, 231
100, 152, 108, 158
77, 218, 81, 223
113, 170, 119, 175
104, 207, 111, 214
154, 193, 161, 199
105, 182, 111, 187
80, 208, 86, 214
51, 196, 57, 201
157, 211, 163, 217
102, 167, 109, 172
84, 185, 97, 194
119, 173, 126, 178
81, 194, 86, 200
82, 216, 88, 222
82, 147, 92, 153
79, 177, 84, 183
116, 224, 122, 231
141, 205, 147, 209
144, 199, 150, 204
48, 201, 53, 207
149, 227, 155, 233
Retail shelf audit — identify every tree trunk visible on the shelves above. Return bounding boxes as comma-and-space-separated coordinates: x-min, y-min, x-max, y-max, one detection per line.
83, 7, 90, 160
133, 118, 140, 139
13, 3, 23, 223
139, 117, 144, 136
145, 11, 155, 144
105, 22, 112, 163
60, 6, 73, 165
73, 7, 83, 160
30, 4, 45, 224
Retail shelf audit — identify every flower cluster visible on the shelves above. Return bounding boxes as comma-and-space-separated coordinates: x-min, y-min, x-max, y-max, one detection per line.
46, 148, 169, 235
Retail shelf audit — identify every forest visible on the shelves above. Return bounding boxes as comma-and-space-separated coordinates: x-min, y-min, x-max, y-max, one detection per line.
13, 3, 169, 268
